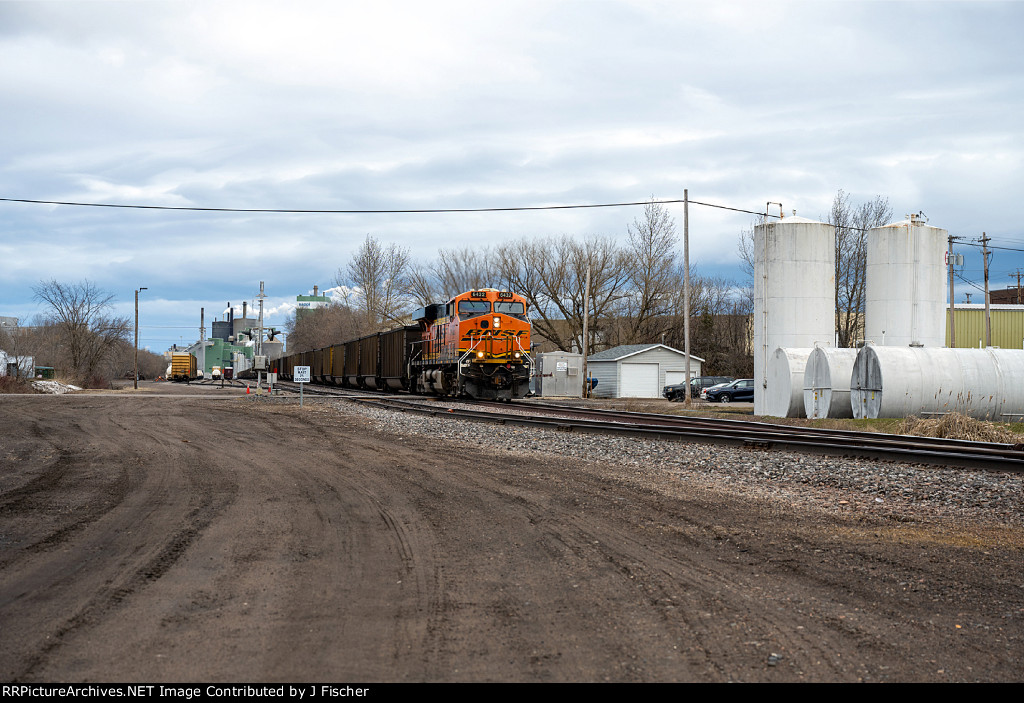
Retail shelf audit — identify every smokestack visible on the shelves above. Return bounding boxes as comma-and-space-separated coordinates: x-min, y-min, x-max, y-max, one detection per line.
314, 284, 319, 297
200, 308, 205, 342
228, 303, 233, 328
242, 301, 248, 321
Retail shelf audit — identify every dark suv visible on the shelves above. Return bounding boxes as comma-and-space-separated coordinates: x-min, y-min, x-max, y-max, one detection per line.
705, 378, 755, 403
663, 375, 733, 401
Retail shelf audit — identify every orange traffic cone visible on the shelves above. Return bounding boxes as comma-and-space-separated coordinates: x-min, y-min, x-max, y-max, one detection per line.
246, 385, 250, 394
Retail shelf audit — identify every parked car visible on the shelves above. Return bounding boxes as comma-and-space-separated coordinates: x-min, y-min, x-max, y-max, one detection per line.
705, 378, 755, 403
663, 375, 733, 401
700, 381, 731, 399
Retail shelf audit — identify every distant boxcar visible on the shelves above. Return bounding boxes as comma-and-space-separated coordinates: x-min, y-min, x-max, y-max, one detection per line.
170, 352, 198, 382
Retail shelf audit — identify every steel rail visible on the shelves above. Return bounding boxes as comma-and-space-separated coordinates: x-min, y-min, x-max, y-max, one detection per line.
347, 396, 1024, 472
476, 399, 1024, 458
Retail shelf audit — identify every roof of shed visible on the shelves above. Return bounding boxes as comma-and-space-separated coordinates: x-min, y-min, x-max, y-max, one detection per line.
587, 343, 705, 362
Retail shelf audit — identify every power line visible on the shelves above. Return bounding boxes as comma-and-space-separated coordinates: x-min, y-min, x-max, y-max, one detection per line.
958, 239, 1024, 254
0, 196, 776, 218
954, 271, 986, 293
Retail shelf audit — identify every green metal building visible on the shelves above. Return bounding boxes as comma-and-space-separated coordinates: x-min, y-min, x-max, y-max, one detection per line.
944, 305, 1024, 349
190, 338, 254, 376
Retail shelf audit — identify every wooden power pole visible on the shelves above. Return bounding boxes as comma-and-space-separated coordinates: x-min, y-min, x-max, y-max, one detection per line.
981, 232, 992, 347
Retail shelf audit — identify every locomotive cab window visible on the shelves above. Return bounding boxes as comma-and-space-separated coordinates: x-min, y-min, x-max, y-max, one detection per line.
458, 300, 491, 314
493, 301, 525, 316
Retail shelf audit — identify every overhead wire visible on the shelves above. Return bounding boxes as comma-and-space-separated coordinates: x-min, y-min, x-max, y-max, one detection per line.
0, 196, 777, 218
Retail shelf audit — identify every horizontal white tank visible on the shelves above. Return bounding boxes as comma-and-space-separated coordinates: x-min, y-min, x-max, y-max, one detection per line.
865, 214, 948, 348
753, 216, 835, 415
851, 345, 1024, 420
765, 348, 813, 417
803, 346, 859, 419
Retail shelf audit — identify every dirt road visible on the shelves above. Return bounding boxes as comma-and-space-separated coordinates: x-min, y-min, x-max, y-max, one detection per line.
1, 386, 1021, 682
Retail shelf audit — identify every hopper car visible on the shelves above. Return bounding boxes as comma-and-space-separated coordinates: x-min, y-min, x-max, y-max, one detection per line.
274, 289, 533, 400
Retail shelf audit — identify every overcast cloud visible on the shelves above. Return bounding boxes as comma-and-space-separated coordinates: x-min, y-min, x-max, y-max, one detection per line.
1, 0, 1022, 350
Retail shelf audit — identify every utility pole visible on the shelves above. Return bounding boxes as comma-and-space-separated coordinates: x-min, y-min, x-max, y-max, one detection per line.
198, 307, 206, 379
1012, 268, 1024, 304
257, 281, 267, 389
947, 234, 958, 348
981, 232, 992, 347
683, 189, 692, 406
134, 287, 147, 390
581, 263, 590, 398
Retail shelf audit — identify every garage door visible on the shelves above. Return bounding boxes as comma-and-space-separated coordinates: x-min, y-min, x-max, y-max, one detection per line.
620, 363, 659, 397
664, 371, 687, 386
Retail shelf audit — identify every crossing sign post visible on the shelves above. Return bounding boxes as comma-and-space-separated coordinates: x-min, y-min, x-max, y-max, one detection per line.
295, 366, 310, 406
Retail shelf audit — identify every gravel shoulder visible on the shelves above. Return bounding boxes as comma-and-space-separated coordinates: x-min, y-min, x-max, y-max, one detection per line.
0, 386, 1021, 682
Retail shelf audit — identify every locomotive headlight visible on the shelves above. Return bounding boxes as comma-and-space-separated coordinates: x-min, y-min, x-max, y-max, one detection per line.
493, 316, 500, 328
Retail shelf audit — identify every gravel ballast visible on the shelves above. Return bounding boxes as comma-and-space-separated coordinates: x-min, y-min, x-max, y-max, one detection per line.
335, 398, 1024, 528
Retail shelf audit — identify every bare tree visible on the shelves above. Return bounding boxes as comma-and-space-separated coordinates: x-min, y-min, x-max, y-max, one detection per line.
31, 279, 131, 386
435, 245, 498, 299
407, 262, 440, 307
617, 201, 679, 344
0, 319, 31, 378
284, 302, 363, 352
829, 190, 891, 346
685, 274, 753, 377
339, 235, 411, 330
495, 235, 629, 353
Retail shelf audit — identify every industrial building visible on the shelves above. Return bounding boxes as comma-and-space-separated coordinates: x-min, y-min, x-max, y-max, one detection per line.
0, 349, 33, 378
587, 344, 704, 399
944, 304, 1024, 350
295, 285, 331, 321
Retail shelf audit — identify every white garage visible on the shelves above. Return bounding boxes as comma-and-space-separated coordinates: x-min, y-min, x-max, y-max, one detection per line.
620, 362, 660, 397
587, 344, 704, 398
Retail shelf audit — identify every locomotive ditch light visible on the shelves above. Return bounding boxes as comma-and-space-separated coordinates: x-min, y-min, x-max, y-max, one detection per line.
477, 351, 484, 358
514, 352, 521, 358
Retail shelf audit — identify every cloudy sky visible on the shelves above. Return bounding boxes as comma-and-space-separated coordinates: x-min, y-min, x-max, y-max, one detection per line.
2, 0, 1022, 351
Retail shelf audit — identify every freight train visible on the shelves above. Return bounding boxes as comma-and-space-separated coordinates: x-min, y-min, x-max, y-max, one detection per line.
274, 289, 533, 401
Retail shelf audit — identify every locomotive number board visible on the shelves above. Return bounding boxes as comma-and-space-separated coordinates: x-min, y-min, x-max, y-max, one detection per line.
470, 291, 488, 298
497, 291, 514, 298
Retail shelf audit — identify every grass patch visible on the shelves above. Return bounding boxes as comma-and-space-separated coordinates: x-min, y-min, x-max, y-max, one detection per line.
0, 376, 41, 394
898, 413, 1024, 444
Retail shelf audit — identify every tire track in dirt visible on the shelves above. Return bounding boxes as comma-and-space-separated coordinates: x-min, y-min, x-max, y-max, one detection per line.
253, 408, 448, 681
1, 399, 240, 682
4, 394, 1021, 682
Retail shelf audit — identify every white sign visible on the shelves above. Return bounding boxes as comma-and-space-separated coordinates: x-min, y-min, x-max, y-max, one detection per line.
294, 366, 311, 383
556, 361, 568, 372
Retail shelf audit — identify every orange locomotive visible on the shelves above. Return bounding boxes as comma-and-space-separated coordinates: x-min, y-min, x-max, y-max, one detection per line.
411, 289, 533, 401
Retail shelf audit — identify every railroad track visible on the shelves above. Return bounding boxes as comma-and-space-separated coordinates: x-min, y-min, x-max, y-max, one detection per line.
265, 380, 1024, 471
343, 395, 1024, 472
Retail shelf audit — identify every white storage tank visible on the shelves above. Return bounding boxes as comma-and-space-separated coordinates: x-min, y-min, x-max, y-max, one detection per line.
865, 214, 948, 348
753, 216, 835, 416
765, 348, 813, 418
803, 346, 859, 419
851, 345, 1024, 420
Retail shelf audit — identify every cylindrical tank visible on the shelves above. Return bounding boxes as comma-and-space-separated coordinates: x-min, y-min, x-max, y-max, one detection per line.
803, 346, 859, 419
851, 345, 1024, 419
865, 214, 948, 348
753, 216, 835, 415
765, 348, 813, 417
